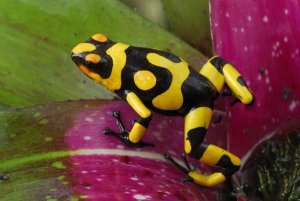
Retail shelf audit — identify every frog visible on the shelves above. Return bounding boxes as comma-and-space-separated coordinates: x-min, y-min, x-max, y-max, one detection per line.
71, 33, 254, 187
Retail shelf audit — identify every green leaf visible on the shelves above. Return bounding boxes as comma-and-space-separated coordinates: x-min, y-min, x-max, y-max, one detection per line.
161, 0, 212, 55
0, 0, 206, 106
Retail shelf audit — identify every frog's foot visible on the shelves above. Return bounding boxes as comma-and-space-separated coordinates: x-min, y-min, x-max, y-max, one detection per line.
103, 110, 154, 148
164, 153, 227, 187
164, 153, 195, 182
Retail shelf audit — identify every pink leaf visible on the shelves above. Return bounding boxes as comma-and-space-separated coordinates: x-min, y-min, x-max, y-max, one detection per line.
210, 0, 300, 156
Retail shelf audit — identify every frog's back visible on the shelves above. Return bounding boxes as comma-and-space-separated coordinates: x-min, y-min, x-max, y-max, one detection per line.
118, 46, 218, 115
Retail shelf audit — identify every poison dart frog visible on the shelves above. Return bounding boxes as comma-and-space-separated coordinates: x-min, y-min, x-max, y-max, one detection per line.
71, 33, 254, 187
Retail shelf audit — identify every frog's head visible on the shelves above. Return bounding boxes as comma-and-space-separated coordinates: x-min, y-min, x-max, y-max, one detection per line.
71, 33, 113, 82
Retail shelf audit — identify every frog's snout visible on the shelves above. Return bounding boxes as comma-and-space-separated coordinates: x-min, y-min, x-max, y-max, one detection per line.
71, 42, 96, 63
71, 51, 84, 66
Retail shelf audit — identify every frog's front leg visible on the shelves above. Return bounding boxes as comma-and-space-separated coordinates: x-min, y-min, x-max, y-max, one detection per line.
103, 91, 153, 147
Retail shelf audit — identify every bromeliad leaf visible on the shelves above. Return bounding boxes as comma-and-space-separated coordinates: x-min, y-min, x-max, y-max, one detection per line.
0, 100, 228, 201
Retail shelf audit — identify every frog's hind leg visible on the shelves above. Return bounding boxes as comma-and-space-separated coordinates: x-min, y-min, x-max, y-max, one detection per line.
180, 106, 241, 187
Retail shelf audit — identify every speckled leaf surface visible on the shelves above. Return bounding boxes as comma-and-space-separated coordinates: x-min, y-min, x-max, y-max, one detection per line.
210, 1, 300, 156
0, 100, 229, 201
0, 0, 205, 106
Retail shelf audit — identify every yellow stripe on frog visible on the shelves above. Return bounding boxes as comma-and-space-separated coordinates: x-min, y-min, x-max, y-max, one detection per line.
102, 43, 129, 91
146, 53, 189, 110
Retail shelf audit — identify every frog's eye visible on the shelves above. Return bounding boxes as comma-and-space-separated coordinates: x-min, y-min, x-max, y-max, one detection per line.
85, 53, 101, 64
91, 33, 108, 43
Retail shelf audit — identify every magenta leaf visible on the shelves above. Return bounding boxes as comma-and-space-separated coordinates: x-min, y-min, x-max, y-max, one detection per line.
210, 0, 300, 155
0, 100, 231, 200
210, 1, 300, 200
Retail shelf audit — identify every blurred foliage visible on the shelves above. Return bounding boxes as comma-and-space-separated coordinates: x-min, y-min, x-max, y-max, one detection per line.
121, 0, 169, 28
161, 0, 212, 56
0, 0, 206, 106
122, 0, 212, 56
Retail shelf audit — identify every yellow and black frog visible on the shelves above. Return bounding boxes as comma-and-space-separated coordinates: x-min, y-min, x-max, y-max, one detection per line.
71, 33, 254, 187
